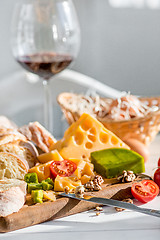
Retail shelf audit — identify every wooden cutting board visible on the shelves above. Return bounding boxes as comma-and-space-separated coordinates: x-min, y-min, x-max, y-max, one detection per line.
0, 180, 134, 233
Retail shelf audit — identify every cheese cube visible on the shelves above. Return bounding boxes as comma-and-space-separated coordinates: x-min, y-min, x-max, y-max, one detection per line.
38, 150, 63, 164
82, 162, 94, 177
81, 175, 91, 185
51, 113, 129, 162
54, 175, 81, 192
69, 158, 93, 179
28, 161, 53, 182
43, 191, 56, 201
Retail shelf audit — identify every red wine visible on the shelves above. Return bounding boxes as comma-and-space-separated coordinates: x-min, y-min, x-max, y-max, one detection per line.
17, 53, 73, 79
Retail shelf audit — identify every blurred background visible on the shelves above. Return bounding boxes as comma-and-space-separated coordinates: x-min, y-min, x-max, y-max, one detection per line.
0, 0, 160, 136
1, 0, 160, 95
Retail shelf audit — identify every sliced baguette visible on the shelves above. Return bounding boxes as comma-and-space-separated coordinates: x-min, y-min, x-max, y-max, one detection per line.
0, 132, 27, 146
19, 121, 57, 153
0, 128, 18, 136
0, 140, 38, 168
0, 179, 27, 217
0, 116, 17, 129
0, 152, 29, 180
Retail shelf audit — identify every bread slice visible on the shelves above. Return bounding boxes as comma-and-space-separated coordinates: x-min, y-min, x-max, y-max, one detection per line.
0, 116, 17, 129
0, 140, 38, 168
0, 179, 27, 217
19, 121, 57, 153
0, 152, 29, 180
0, 132, 27, 146
0, 128, 18, 136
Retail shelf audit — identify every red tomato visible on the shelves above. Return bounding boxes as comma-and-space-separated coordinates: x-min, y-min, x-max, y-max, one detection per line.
50, 159, 77, 179
158, 158, 160, 168
131, 180, 159, 203
154, 168, 160, 188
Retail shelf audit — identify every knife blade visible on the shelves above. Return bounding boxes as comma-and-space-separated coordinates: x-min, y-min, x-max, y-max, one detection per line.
59, 192, 160, 218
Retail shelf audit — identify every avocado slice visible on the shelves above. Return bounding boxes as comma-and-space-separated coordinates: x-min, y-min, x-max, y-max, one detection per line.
91, 148, 145, 178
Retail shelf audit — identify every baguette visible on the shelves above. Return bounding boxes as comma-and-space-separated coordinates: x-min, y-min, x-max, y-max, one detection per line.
0, 179, 27, 217
0, 132, 27, 145
0, 116, 17, 129
0, 128, 18, 136
0, 140, 38, 168
19, 121, 57, 153
0, 152, 29, 180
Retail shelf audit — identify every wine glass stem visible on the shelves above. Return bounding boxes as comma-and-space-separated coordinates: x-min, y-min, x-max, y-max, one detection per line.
42, 79, 53, 133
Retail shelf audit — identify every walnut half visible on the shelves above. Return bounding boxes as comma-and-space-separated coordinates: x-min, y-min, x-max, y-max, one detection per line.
84, 175, 104, 192
117, 170, 136, 183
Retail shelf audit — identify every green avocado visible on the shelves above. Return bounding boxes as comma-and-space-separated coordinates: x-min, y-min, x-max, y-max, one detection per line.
27, 183, 43, 194
31, 190, 44, 204
91, 148, 145, 178
41, 181, 53, 191
24, 172, 39, 184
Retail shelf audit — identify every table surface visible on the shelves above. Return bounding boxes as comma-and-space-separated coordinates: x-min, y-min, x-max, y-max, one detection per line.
1, 136, 160, 240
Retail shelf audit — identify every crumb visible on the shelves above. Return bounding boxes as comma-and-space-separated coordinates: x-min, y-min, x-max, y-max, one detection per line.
96, 212, 100, 216
95, 206, 103, 211
64, 186, 70, 194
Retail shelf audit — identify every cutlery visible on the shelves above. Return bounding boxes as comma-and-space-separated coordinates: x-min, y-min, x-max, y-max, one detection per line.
59, 192, 160, 218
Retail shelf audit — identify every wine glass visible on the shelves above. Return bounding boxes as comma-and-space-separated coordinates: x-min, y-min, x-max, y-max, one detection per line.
11, 0, 80, 133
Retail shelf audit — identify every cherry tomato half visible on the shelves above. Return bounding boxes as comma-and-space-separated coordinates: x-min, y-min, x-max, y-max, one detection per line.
50, 159, 77, 179
131, 180, 159, 203
158, 158, 160, 168
154, 168, 160, 188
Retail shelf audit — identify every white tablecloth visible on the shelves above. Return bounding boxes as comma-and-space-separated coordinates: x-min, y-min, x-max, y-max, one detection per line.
1, 136, 160, 240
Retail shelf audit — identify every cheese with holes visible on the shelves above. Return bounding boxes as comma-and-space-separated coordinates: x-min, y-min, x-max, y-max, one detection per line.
51, 113, 129, 162
54, 175, 81, 192
38, 150, 63, 164
28, 161, 53, 182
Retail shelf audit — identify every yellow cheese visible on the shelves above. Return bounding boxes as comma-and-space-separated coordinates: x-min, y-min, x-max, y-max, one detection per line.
43, 191, 56, 201
82, 162, 94, 177
54, 175, 81, 192
72, 168, 81, 179
38, 150, 63, 164
68, 158, 94, 179
51, 113, 129, 162
28, 161, 53, 182
69, 158, 86, 179
81, 175, 91, 185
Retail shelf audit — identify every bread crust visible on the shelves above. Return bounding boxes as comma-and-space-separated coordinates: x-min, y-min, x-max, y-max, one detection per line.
0, 179, 27, 217
0, 133, 27, 145
0, 140, 38, 168
0, 116, 17, 129
19, 122, 57, 153
19, 141, 39, 166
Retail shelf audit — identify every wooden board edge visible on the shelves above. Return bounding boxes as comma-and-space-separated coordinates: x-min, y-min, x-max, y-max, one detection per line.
0, 182, 132, 233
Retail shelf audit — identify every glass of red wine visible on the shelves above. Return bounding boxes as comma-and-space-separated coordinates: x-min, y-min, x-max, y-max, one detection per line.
11, 0, 80, 133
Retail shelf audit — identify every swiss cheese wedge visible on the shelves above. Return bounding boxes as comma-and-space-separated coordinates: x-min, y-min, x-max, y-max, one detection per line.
51, 113, 129, 162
